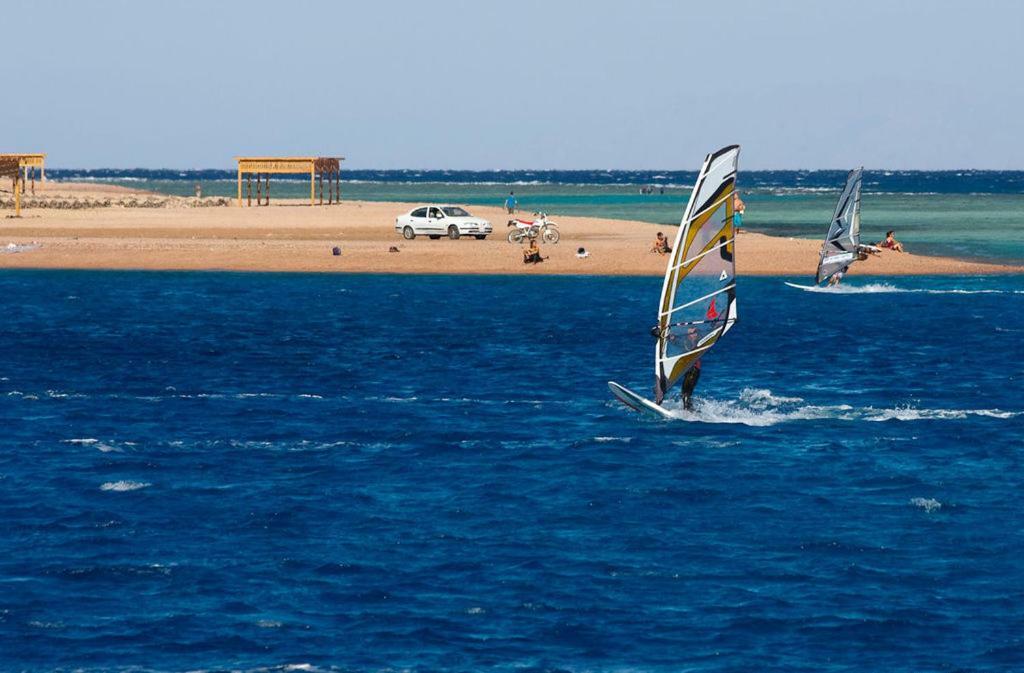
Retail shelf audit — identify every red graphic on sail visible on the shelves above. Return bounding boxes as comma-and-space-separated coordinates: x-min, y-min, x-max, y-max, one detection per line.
706, 298, 719, 320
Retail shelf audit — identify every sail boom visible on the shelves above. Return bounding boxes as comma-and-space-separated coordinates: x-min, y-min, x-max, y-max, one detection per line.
662, 284, 736, 317
671, 237, 735, 273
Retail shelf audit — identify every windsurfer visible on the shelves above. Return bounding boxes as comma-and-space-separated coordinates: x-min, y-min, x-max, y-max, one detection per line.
828, 267, 847, 287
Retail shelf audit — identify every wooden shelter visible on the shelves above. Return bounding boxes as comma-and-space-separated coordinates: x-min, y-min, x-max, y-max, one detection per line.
0, 153, 45, 196
235, 156, 344, 206
0, 157, 23, 217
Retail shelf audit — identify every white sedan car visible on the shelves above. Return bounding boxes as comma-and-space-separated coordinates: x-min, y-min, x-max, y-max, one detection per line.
395, 205, 492, 240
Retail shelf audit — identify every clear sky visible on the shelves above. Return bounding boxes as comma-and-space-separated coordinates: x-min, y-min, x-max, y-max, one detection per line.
7, 0, 1023, 170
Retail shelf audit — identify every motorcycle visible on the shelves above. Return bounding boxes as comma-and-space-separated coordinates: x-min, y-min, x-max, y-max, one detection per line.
506, 212, 560, 244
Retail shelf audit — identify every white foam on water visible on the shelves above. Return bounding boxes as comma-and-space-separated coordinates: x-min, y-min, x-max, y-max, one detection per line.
654, 388, 1018, 426
100, 481, 150, 492
63, 438, 123, 452
910, 497, 942, 513
594, 436, 633, 443
865, 406, 1018, 422
786, 281, 1021, 295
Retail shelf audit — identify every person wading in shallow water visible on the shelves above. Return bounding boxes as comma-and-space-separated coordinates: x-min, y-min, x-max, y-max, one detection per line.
733, 191, 746, 229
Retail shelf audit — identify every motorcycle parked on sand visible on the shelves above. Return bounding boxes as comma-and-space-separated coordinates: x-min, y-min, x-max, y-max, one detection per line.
506, 212, 560, 244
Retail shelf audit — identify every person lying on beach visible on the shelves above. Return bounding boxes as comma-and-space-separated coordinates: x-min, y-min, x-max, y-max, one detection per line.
651, 232, 672, 255
523, 239, 545, 264
576, 247, 590, 259
879, 230, 905, 252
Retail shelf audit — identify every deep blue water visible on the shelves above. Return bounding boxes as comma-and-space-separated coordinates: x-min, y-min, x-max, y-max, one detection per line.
2, 271, 1023, 673
47, 167, 1024, 193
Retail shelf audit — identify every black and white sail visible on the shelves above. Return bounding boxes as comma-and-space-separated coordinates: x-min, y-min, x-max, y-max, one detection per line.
816, 167, 863, 285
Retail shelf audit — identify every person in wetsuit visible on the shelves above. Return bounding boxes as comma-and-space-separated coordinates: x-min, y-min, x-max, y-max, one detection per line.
650, 324, 702, 410
681, 327, 702, 410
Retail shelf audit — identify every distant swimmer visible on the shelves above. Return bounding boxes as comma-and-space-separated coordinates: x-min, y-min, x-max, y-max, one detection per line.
733, 191, 746, 228
879, 230, 905, 252
650, 232, 672, 255
505, 191, 518, 214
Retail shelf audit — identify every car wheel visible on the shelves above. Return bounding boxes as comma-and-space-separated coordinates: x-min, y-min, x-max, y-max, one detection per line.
448, 225, 461, 240
429, 235, 441, 240
475, 235, 487, 240
402, 226, 416, 240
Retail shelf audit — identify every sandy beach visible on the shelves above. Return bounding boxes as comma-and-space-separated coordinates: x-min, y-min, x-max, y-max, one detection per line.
1, 182, 1019, 277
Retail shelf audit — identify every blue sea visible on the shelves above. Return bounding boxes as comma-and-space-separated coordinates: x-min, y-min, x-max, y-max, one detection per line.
2, 270, 1023, 672
48, 169, 1024, 263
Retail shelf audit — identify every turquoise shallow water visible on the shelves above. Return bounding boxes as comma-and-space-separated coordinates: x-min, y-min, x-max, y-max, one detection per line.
70, 176, 1024, 263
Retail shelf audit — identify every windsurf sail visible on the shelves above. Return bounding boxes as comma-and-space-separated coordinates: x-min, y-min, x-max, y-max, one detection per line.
653, 145, 740, 404
816, 167, 863, 284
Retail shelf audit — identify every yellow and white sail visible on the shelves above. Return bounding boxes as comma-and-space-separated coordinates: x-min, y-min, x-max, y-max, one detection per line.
654, 145, 740, 404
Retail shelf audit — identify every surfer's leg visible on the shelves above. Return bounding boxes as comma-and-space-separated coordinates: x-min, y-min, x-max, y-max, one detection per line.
681, 368, 700, 410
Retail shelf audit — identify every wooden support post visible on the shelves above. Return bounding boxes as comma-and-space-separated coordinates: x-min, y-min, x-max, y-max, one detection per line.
30, 167, 35, 196
256, 172, 262, 205
265, 174, 270, 205
318, 170, 324, 205
310, 166, 315, 205
247, 173, 252, 206
13, 176, 21, 217
237, 167, 243, 206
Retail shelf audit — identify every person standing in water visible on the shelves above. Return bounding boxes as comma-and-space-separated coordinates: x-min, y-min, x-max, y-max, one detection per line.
733, 192, 746, 229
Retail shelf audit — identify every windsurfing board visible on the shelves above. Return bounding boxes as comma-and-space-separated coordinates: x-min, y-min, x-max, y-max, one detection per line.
785, 281, 827, 292
608, 381, 673, 418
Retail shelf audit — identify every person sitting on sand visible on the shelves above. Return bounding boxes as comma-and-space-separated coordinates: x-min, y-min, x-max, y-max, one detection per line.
523, 239, 545, 264
879, 230, 905, 252
651, 232, 672, 255
576, 247, 590, 259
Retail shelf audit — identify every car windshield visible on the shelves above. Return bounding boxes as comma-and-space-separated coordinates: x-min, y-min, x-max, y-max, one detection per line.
442, 207, 471, 217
